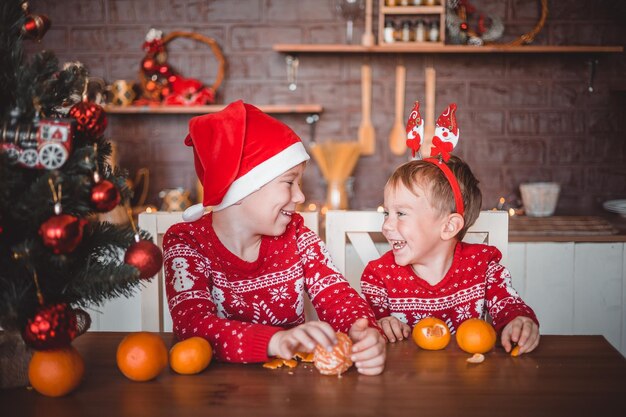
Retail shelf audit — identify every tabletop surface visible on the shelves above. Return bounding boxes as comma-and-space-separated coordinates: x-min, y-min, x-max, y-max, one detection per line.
2, 333, 626, 417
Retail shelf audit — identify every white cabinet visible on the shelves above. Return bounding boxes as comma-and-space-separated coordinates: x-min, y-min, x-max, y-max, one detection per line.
509, 242, 626, 357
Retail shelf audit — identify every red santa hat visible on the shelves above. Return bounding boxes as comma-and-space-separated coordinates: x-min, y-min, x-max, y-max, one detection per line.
182, 100, 309, 221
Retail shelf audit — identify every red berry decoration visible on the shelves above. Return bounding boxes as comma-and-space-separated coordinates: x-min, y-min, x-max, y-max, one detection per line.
91, 180, 121, 212
125, 239, 163, 279
22, 303, 76, 350
68, 100, 108, 138
39, 214, 88, 254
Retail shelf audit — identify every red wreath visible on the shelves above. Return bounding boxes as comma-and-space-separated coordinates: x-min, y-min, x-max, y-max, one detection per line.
138, 30, 225, 105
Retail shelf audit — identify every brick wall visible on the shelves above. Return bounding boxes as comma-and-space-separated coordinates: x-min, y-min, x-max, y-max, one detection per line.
27, 0, 626, 214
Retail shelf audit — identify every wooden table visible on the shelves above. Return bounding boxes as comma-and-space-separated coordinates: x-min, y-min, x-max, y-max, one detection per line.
2, 333, 625, 417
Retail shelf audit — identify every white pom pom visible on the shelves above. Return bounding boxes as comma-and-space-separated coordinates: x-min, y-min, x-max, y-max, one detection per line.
182, 204, 205, 222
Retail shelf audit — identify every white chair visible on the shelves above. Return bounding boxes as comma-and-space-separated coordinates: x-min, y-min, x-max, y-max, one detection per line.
138, 210, 320, 332
324, 210, 509, 293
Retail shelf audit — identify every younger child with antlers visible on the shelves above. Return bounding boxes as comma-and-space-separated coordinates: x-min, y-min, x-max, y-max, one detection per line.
361, 102, 540, 355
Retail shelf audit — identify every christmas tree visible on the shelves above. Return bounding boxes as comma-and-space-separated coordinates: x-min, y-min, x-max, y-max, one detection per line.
0, 1, 162, 351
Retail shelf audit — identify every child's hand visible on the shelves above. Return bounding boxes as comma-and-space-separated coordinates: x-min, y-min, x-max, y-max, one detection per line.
349, 318, 386, 376
378, 316, 411, 343
501, 316, 540, 355
267, 321, 337, 360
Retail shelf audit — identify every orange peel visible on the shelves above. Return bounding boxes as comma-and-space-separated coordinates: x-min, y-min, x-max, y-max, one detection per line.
466, 353, 485, 364
262, 358, 299, 369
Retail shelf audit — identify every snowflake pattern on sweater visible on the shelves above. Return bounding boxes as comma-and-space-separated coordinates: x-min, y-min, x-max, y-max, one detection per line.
163, 212, 378, 363
361, 242, 538, 333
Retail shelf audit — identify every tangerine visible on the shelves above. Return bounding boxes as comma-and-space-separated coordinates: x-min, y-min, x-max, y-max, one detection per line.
116, 332, 168, 381
28, 345, 84, 397
412, 317, 451, 350
455, 318, 497, 354
169, 337, 213, 375
313, 332, 353, 376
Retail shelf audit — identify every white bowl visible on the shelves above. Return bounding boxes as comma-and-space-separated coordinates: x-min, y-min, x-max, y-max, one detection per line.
520, 182, 560, 217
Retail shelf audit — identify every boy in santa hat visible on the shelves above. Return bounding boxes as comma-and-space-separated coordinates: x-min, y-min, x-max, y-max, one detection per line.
361, 103, 540, 355
163, 100, 385, 374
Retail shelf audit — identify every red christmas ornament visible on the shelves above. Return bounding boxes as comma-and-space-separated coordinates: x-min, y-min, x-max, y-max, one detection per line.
91, 180, 121, 212
20, 1, 50, 42
22, 303, 76, 350
22, 303, 91, 350
39, 214, 88, 254
68, 100, 108, 138
125, 239, 163, 279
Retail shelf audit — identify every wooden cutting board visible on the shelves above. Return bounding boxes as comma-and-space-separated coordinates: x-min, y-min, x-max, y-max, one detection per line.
509, 216, 619, 236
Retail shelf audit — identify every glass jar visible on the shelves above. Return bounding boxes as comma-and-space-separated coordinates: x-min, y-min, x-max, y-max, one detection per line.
428, 21, 439, 42
384, 20, 396, 43
401, 20, 412, 42
415, 20, 426, 42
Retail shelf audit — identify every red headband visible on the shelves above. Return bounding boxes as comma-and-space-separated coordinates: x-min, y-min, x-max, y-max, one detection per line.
423, 157, 465, 217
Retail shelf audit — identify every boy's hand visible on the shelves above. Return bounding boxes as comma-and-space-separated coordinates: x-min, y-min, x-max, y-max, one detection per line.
349, 318, 386, 376
268, 321, 337, 360
501, 316, 540, 355
378, 316, 411, 343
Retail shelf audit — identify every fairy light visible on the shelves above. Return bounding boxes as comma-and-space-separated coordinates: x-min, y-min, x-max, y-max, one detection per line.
376, 206, 385, 213
307, 203, 317, 212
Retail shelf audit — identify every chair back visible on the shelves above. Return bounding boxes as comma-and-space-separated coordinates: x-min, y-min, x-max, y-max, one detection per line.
324, 210, 509, 293
138, 210, 319, 331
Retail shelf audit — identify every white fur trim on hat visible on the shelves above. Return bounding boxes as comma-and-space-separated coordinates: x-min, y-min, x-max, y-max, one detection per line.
213, 142, 309, 212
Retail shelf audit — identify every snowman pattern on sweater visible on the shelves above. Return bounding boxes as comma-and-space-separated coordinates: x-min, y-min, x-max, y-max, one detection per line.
170, 257, 195, 292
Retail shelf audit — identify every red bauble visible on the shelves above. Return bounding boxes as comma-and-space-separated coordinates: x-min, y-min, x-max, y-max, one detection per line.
39, 214, 88, 254
22, 303, 76, 350
68, 100, 108, 138
125, 240, 163, 279
91, 180, 121, 212
21, 13, 50, 41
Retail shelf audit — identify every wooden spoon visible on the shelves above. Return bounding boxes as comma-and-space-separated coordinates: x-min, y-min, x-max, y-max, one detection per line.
389, 64, 407, 155
423, 66, 436, 157
358, 63, 375, 155
361, 0, 375, 47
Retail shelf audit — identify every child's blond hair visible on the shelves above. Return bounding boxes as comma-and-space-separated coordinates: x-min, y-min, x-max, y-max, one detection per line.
386, 156, 482, 240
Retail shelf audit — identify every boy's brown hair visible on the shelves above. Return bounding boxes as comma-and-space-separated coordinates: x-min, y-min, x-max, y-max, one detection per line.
386, 156, 482, 240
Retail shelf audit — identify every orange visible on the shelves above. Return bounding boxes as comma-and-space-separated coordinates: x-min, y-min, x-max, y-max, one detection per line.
169, 337, 213, 375
313, 332, 353, 376
412, 317, 451, 350
28, 345, 84, 397
455, 318, 497, 354
116, 332, 168, 381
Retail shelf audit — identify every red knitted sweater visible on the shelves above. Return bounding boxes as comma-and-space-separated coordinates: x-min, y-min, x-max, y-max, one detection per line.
361, 242, 538, 333
163, 212, 378, 363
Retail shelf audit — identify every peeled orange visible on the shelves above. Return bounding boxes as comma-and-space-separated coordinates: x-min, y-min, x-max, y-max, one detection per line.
455, 318, 496, 354
313, 332, 353, 376
169, 337, 213, 375
412, 317, 451, 350
116, 332, 168, 381
28, 345, 84, 397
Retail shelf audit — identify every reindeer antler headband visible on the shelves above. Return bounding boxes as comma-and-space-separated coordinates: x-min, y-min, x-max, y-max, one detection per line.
405, 101, 464, 216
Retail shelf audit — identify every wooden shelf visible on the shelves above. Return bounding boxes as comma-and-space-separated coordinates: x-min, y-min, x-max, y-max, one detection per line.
273, 44, 624, 54
104, 104, 323, 115
380, 5, 445, 15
